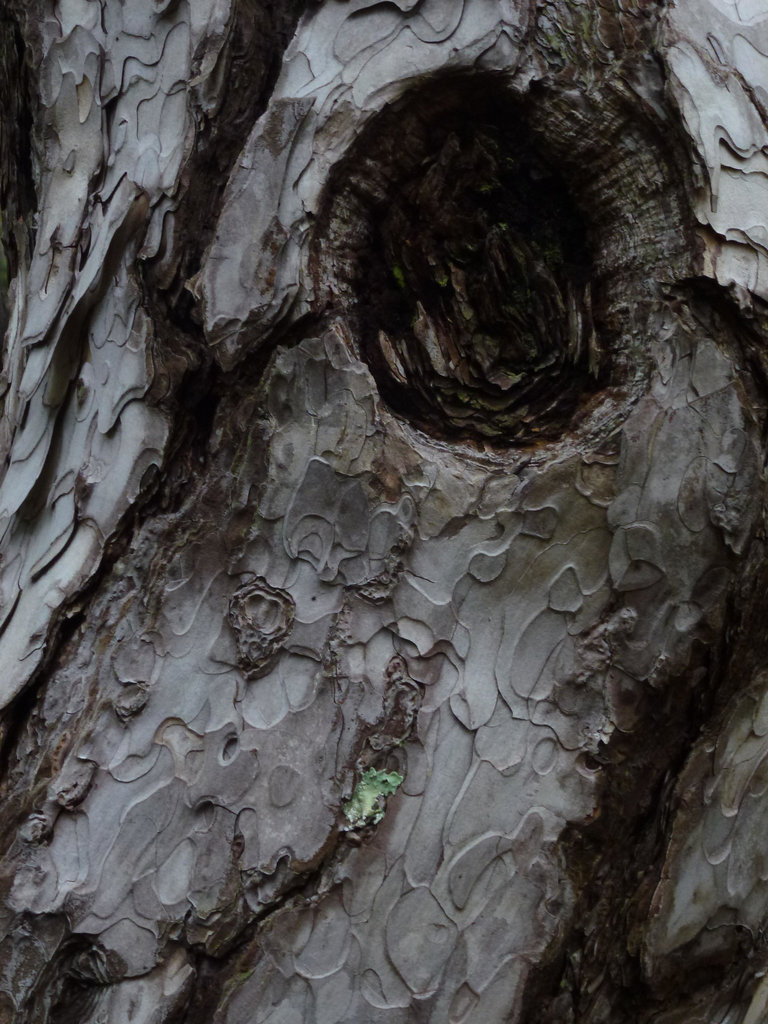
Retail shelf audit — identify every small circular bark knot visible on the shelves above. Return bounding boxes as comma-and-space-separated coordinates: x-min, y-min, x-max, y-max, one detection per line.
228, 577, 295, 678
19, 812, 52, 846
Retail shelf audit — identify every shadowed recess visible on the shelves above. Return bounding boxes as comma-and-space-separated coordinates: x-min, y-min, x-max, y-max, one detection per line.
314, 75, 607, 443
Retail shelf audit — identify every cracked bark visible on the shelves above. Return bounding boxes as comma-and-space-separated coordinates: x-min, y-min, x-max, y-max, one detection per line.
2, 2, 768, 1022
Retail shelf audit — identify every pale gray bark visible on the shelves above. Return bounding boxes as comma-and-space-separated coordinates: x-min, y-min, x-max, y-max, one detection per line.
2, 2, 768, 1022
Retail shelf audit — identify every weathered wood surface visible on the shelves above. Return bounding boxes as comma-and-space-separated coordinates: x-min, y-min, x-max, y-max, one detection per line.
2, 1, 768, 1021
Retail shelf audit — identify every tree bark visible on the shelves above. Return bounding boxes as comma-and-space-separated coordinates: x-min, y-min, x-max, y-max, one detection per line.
2, 2, 768, 1021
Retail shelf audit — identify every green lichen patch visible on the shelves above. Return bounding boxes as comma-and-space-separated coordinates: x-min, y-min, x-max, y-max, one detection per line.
343, 767, 404, 828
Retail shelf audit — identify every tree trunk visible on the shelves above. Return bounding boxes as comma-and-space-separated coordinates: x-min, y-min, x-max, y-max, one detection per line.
2, 2, 768, 1021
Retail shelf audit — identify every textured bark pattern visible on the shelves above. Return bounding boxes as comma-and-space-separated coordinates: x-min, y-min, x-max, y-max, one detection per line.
1, 1, 768, 1022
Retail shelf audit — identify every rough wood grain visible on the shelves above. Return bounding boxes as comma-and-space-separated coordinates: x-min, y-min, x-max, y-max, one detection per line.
1, 2, 768, 1021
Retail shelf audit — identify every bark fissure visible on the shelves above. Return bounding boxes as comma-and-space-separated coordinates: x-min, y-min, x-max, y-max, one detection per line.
3, 2, 768, 1021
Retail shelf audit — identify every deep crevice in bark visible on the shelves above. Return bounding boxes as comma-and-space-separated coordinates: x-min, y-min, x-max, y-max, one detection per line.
144, 0, 309, 308
523, 638, 733, 1023
524, 414, 768, 1022
0, 4, 37, 264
